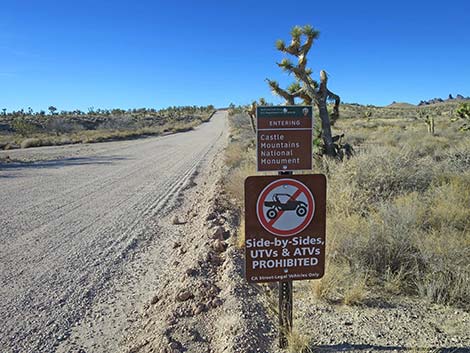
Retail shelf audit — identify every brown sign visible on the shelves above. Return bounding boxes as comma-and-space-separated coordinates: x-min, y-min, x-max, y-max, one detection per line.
244, 175, 326, 283
257, 106, 313, 172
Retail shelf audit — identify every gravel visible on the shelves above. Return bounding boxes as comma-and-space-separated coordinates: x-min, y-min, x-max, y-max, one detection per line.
0, 112, 227, 353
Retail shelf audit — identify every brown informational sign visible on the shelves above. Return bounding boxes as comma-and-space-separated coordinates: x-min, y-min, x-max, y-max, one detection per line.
257, 106, 313, 172
244, 175, 326, 283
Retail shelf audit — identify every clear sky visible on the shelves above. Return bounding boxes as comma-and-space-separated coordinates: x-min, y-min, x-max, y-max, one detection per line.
1, 0, 469, 111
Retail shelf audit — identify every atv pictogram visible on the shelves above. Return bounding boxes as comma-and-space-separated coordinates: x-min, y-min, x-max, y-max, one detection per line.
263, 193, 308, 219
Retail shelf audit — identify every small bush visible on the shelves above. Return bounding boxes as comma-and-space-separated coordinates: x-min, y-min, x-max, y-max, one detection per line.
224, 162, 255, 205
286, 330, 312, 353
311, 261, 347, 301
21, 138, 43, 148
12, 118, 37, 137
343, 274, 368, 305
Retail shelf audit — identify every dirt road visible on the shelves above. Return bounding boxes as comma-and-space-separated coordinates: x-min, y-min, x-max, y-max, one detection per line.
0, 111, 228, 352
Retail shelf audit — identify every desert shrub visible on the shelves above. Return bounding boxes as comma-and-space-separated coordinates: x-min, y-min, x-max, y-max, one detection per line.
224, 105, 469, 308
329, 178, 470, 307
311, 260, 347, 301
224, 143, 245, 169
47, 119, 82, 134
442, 142, 470, 172
416, 227, 470, 306
230, 113, 250, 131
224, 162, 255, 205
323, 146, 437, 216
286, 330, 312, 353
21, 138, 43, 148
355, 202, 425, 275
12, 118, 37, 137
98, 116, 136, 130
427, 174, 470, 231
343, 273, 368, 305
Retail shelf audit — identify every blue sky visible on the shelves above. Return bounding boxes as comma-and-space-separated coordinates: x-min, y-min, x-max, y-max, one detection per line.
1, 0, 469, 111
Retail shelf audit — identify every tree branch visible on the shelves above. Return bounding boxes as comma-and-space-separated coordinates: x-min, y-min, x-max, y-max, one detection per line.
266, 79, 296, 105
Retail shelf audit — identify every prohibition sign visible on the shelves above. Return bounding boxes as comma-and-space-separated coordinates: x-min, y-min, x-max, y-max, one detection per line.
256, 178, 315, 237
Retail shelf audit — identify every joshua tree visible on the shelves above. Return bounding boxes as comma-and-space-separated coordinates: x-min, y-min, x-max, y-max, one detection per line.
452, 103, 470, 131
417, 110, 435, 135
364, 108, 373, 121
48, 106, 57, 115
266, 25, 341, 157
246, 101, 257, 133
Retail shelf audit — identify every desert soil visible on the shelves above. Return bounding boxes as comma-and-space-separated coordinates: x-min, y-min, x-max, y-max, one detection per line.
1, 110, 468, 353
0, 111, 275, 353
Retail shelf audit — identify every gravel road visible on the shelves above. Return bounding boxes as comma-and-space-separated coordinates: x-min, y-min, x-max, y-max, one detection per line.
0, 111, 227, 352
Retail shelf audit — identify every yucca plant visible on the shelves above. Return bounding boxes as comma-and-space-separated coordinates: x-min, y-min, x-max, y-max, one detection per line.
452, 103, 470, 131
417, 109, 435, 135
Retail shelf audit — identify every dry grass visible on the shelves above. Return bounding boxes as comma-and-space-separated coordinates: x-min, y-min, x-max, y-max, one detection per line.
286, 330, 313, 353
1, 112, 210, 150
311, 261, 346, 301
223, 113, 256, 250
224, 105, 470, 309
320, 110, 470, 308
343, 274, 368, 305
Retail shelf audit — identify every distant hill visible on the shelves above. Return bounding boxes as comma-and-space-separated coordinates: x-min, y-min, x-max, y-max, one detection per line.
418, 93, 470, 106
387, 102, 416, 108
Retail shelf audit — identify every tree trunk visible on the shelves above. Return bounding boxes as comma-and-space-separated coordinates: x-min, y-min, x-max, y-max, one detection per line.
249, 114, 256, 133
317, 101, 336, 157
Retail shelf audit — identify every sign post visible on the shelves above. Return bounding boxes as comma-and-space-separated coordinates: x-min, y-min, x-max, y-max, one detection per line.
246, 105, 325, 349
245, 174, 326, 347
278, 169, 293, 348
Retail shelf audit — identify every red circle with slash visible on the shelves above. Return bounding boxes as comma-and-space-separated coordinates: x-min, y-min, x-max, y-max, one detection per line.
256, 178, 315, 237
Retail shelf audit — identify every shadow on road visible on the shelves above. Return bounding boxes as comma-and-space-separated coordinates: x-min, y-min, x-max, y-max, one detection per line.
0, 156, 129, 176
311, 344, 470, 353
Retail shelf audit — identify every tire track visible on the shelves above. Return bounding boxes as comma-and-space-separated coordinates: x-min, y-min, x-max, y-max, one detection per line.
0, 111, 228, 353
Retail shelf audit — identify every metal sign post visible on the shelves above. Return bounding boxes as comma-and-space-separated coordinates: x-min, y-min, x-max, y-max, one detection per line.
279, 280, 293, 348
245, 105, 326, 350
278, 170, 293, 348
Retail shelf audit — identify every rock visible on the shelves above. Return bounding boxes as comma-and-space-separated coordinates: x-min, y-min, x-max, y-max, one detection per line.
185, 268, 198, 277
150, 295, 160, 305
212, 239, 227, 253
206, 212, 217, 221
176, 290, 194, 302
207, 252, 223, 266
210, 297, 223, 308
168, 341, 182, 352
169, 341, 180, 349
167, 316, 177, 325
189, 328, 203, 342
208, 284, 220, 296
212, 227, 225, 240
193, 303, 207, 315
172, 216, 185, 225
213, 227, 230, 240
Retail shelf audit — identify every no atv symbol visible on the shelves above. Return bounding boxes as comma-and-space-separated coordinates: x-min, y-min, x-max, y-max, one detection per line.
256, 179, 315, 237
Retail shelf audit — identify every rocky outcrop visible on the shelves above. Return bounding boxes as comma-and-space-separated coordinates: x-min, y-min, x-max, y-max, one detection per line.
419, 93, 470, 106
